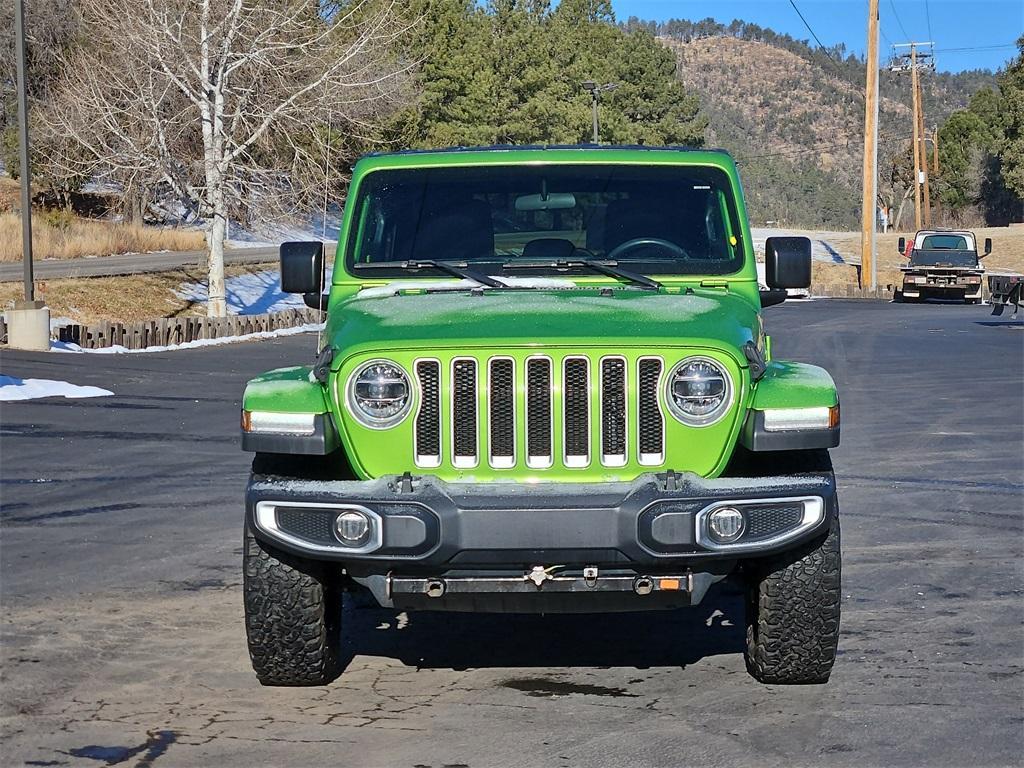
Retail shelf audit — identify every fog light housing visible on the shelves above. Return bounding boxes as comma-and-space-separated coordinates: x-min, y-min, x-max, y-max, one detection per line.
708, 507, 745, 543
334, 510, 371, 544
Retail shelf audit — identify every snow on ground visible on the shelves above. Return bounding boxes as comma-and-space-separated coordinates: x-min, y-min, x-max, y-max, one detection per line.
226, 207, 342, 248
750, 228, 849, 265
177, 270, 307, 315
358, 277, 579, 298
0, 374, 112, 401
51, 323, 323, 355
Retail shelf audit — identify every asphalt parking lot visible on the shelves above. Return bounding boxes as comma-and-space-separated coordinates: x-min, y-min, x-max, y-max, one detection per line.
1, 299, 1022, 767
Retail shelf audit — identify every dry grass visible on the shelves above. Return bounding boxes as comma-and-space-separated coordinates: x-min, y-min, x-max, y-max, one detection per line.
0, 212, 205, 262
0, 263, 275, 326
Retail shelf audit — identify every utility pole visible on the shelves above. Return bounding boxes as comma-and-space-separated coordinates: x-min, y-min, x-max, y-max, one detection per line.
860, 0, 880, 290
7, 0, 50, 351
581, 81, 618, 144
917, 78, 931, 226
890, 42, 935, 232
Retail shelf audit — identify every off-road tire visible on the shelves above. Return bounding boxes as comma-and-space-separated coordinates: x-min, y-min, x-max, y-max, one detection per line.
744, 516, 841, 684
243, 525, 342, 686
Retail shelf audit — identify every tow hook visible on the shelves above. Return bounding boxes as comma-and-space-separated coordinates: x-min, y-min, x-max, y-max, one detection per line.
424, 579, 446, 598
583, 566, 598, 588
524, 565, 560, 589
633, 576, 655, 595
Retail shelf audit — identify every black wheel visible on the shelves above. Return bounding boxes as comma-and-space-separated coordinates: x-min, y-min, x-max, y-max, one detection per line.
243, 524, 342, 686
744, 515, 841, 684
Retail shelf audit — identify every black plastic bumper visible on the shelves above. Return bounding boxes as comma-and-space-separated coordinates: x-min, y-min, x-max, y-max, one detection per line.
246, 470, 837, 569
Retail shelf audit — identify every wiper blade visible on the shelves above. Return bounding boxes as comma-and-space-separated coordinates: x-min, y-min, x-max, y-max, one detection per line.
503, 259, 662, 290
354, 259, 505, 288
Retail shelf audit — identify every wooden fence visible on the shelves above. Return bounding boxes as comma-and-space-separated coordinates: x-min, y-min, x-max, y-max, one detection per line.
36, 307, 323, 351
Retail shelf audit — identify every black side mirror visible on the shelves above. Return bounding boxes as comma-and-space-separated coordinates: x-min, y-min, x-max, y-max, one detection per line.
280, 241, 325, 302
898, 237, 906, 254
765, 236, 811, 289
983, 238, 992, 256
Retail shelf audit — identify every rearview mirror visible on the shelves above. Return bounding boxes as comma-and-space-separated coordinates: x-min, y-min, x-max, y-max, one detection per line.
765, 237, 811, 289
515, 192, 576, 212
280, 241, 325, 295
983, 237, 992, 256
898, 237, 906, 254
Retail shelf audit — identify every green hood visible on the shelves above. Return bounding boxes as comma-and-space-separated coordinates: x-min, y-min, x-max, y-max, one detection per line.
328, 287, 758, 365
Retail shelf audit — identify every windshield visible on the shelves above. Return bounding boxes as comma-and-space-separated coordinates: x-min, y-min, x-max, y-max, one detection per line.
920, 234, 971, 250
344, 164, 744, 278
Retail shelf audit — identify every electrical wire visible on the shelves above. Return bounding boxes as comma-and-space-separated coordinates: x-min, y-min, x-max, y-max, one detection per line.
887, 0, 911, 40
787, 0, 831, 55
924, 0, 934, 44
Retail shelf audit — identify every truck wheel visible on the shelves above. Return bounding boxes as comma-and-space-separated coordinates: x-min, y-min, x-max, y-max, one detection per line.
743, 516, 841, 684
243, 525, 342, 686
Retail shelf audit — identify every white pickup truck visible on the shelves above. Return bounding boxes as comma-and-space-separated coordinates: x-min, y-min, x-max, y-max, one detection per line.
897, 229, 991, 304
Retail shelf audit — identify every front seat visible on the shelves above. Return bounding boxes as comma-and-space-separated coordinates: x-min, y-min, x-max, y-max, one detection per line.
411, 198, 495, 262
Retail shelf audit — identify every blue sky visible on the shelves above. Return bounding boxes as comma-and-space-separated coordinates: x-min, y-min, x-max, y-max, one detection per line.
611, 1, 1023, 73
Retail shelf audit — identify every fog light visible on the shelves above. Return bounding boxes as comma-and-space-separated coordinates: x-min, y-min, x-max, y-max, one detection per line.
708, 507, 745, 543
334, 510, 370, 544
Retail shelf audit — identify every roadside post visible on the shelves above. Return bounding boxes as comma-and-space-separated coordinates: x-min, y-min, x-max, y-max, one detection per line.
7, 0, 50, 351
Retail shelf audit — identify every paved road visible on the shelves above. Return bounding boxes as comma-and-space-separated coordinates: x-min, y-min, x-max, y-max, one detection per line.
0, 246, 281, 282
1, 300, 1022, 767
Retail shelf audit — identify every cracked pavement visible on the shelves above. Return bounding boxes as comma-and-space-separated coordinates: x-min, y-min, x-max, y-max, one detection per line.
1, 300, 1022, 767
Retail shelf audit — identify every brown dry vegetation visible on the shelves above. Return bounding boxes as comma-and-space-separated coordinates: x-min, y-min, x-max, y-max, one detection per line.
0, 212, 205, 262
0, 263, 275, 325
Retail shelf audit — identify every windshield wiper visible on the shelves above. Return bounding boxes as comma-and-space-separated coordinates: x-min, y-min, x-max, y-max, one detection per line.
355, 259, 505, 288
503, 259, 662, 290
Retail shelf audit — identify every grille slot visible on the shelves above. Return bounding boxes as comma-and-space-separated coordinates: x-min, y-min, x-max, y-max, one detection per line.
601, 357, 627, 466
526, 358, 553, 468
415, 360, 441, 467
563, 357, 590, 467
489, 358, 515, 467
743, 504, 805, 541
638, 358, 664, 464
452, 358, 478, 467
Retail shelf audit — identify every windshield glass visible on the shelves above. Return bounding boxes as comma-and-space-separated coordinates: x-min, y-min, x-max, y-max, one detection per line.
345, 164, 744, 278
920, 234, 971, 250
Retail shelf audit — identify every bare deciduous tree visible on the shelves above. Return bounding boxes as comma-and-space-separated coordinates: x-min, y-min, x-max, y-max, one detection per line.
42, 0, 410, 316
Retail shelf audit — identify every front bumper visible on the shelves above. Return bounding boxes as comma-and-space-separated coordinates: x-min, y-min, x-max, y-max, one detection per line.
247, 471, 837, 569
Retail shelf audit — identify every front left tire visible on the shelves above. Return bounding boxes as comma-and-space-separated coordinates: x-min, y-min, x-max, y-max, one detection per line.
243, 524, 342, 686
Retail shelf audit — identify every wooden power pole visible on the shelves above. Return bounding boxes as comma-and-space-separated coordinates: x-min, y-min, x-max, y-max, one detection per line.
860, 0, 880, 290
891, 42, 935, 232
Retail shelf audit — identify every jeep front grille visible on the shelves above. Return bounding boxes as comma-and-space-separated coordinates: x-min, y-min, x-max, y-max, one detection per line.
415, 355, 666, 470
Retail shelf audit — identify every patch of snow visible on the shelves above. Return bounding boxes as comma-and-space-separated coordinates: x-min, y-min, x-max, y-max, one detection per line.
49, 316, 77, 331
358, 276, 578, 298
0, 374, 112, 401
177, 270, 307, 315
51, 323, 323, 355
226, 207, 342, 248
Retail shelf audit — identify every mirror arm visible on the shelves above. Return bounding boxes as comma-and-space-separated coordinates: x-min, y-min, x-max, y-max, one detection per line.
759, 289, 787, 308
303, 292, 328, 312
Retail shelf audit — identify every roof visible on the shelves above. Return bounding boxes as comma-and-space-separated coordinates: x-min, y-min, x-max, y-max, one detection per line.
364, 143, 732, 158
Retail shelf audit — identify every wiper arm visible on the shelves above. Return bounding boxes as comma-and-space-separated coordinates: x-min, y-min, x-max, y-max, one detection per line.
503, 259, 662, 290
355, 259, 505, 288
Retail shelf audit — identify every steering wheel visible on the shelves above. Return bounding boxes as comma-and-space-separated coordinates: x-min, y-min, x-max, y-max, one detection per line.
606, 237, 689, 261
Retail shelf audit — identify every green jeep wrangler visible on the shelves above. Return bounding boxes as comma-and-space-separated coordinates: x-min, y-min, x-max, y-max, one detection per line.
240, 146, 841, 687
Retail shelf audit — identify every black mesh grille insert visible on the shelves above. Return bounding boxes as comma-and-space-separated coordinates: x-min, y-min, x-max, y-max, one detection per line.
601, 358, 626, 458
526, 358, 552, 460
564, 358, 589, 460
415, 360, 441, 459
742, 504, 805, 542
489, 359, 514, 460
276, 507, 335, 545
638, 358, 663, 457
452, 359, 477, 459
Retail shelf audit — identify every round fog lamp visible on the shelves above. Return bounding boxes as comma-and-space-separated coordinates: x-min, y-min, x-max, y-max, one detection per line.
708, 507, 745, 543
334, 510, 370, 544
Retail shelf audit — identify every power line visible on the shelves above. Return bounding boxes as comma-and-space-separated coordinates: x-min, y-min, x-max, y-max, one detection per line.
933, 43, 1018, 53
924, 0, 934, 45
787, 0, 830, 54
888, 0, 911, 40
